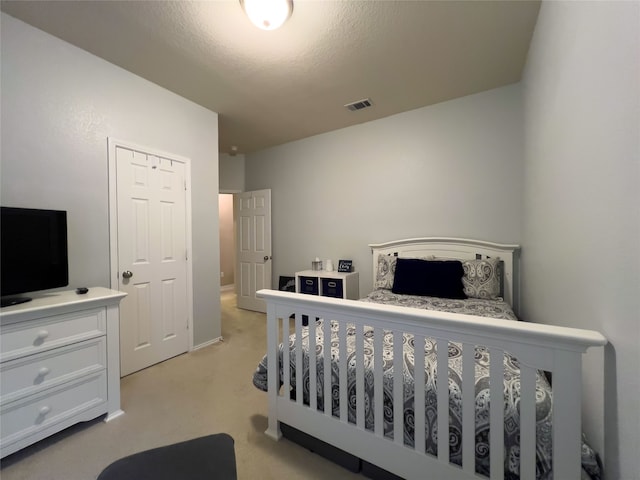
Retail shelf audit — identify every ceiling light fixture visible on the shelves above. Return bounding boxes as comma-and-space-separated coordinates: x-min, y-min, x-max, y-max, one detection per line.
240, 0, 293, 31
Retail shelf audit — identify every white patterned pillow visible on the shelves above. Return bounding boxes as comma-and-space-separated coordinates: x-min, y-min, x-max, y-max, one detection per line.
374, 254, 397, 290
461, 257, 502, 299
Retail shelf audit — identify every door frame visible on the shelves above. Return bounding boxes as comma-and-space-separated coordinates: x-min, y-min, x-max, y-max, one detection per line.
107, 137, 194, 351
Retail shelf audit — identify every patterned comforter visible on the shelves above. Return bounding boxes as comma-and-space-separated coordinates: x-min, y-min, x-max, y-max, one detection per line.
361, 289, 519, 320
253, 290, 601, 479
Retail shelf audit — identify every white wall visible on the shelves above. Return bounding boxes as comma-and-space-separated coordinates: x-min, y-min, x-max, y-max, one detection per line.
219, 153, 245, 192
0, 13, 222, 346
245, 85, 524, 294
521, 2, 639, 478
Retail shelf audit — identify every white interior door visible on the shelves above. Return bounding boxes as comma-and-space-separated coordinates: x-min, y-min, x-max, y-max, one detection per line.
235, 189, 272, 312
113, 145, 190, 376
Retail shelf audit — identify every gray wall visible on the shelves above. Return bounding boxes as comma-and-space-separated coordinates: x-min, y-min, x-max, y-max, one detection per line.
521, 2, 639, 478
245, 84, 524, 295
219, 153, 245, 192
0, 13, 222, 347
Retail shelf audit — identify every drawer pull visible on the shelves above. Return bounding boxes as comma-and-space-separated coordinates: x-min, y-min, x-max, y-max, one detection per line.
306, 280, 314, 285
38, 367, 51, 377
39, 405, 51, 416
327, 282, 337, 288
36, 330, 49, 340
33, 330, 50, 346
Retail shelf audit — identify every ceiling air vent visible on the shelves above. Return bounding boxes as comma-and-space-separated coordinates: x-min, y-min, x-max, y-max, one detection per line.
344, 98, 373, 112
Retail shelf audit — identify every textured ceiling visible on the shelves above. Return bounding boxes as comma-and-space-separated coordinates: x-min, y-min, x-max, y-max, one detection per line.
1, 0, 541, 155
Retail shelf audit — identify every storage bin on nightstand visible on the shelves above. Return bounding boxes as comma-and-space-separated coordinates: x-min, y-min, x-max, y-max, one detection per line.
298, 276, 319, 295
321, 278, 344, 298
295, 270, 359, 300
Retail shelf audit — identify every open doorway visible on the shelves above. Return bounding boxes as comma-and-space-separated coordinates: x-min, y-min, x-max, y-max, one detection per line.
219, 193, 235, 291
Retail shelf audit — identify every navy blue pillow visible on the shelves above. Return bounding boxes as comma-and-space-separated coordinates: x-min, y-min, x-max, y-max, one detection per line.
391, 258, 467, 299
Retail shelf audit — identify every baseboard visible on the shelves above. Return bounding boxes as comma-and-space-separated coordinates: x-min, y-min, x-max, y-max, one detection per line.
104, 409, 125, 422
191, 336, 223, 351
220, 284, 234, 292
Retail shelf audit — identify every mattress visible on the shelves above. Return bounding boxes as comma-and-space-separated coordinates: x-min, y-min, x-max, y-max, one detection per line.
253, 290, 601, 479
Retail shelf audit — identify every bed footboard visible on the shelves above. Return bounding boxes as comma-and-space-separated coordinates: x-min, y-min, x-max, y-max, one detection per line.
257, 289, 606, 480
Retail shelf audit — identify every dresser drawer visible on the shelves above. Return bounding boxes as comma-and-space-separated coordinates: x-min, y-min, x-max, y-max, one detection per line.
0, 372, 107, 446
299, 276, 319, 295
0, 308, 105, 362
1, 338, 106, 403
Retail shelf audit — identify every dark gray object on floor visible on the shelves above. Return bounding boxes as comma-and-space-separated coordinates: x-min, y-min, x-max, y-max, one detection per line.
97, 433, 237, 480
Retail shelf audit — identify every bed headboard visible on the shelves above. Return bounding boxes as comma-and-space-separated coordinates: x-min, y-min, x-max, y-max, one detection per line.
369, 237, 521, 314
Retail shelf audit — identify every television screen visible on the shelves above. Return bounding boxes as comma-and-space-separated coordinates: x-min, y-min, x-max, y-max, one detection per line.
1, 207, 68, 305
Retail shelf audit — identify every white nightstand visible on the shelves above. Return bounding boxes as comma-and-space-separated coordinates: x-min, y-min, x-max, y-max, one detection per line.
295, 270, 359, 300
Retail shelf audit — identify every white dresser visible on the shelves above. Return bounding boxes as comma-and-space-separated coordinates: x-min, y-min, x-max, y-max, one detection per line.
0, 287, 126, 458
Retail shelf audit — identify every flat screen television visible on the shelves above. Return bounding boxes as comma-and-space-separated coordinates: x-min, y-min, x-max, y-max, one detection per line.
1, 206, 69, 307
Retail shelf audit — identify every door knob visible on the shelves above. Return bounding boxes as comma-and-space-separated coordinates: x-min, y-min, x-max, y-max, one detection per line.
263, 256, 272, 262
122, 270, 133, 279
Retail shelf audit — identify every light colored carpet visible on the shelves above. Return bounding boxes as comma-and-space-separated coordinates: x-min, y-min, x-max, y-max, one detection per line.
0, 291, 363, 480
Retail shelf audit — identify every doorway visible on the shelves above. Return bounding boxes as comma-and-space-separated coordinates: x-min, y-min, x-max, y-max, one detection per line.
219, 193, 235, 291
234, 189, 272, 312
218, 189, 272, 312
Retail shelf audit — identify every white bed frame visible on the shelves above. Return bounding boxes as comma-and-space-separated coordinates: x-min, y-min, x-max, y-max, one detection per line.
369, 237, 520, 315
257, 238, 606, 479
